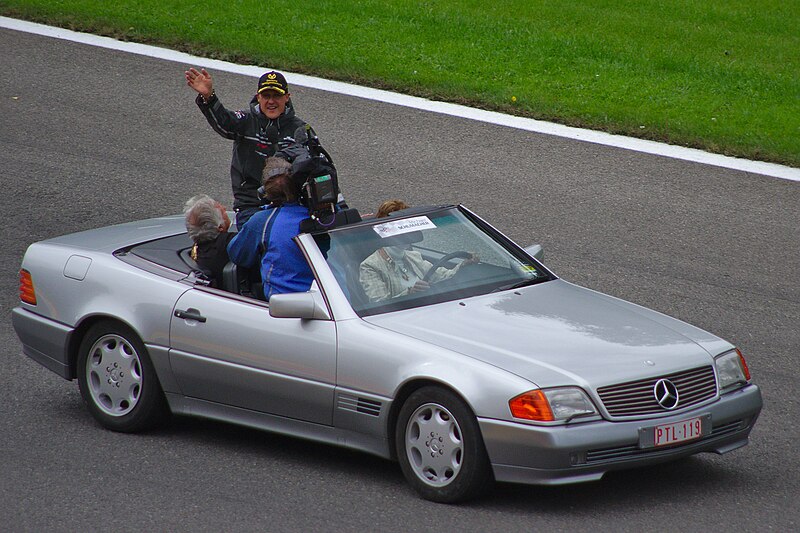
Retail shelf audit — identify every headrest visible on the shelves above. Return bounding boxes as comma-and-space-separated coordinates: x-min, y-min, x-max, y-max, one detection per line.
299, 208, 362, 234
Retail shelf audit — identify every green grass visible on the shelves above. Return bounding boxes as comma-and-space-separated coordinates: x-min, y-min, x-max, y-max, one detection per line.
3, 0, 798, 166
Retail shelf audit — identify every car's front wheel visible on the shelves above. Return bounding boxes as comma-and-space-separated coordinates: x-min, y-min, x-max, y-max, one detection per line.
77, 321, 168, 432
396, 386, 493, 502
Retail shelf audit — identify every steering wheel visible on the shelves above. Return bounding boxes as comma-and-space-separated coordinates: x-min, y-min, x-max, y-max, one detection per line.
422, 251, 473, 282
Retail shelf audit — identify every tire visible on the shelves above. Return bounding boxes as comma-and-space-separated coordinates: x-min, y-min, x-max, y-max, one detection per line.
77, 321, 168, 433
395, 386, 493, 503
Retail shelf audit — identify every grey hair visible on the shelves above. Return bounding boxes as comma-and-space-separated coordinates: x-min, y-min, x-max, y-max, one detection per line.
184, 194, 224, 242
262, 156, 292, 187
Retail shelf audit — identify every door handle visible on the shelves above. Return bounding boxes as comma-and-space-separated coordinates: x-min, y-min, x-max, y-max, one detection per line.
174, 307, 207, 323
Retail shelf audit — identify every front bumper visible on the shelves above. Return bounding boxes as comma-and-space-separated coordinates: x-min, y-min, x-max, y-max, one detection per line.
11, 306, 74, 379
478, 383, 762, 485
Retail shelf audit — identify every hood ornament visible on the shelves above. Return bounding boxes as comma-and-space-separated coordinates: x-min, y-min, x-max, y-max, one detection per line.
654, 379, 680, 410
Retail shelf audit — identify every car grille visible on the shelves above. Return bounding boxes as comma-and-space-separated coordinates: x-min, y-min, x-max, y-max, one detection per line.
597, 365, 717, 417
584, 419, 744, 464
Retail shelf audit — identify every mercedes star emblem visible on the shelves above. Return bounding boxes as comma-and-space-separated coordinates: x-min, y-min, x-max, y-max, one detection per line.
653, 378, 680, 410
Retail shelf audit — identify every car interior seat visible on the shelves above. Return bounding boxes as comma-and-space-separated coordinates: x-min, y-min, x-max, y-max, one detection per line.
179, 247, 213, 285
221, 262, 265, 300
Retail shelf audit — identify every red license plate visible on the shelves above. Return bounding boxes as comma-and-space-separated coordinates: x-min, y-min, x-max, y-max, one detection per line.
654, 417, 703, 447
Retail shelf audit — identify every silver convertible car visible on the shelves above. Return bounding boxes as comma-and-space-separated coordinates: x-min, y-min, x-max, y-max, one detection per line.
12, 204, 762, 502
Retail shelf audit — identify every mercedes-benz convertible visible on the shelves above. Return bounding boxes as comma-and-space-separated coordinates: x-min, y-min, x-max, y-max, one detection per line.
12, 204, 762, 502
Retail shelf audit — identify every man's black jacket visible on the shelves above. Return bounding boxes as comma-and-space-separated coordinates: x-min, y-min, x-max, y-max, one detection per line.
196, 94, 308, 211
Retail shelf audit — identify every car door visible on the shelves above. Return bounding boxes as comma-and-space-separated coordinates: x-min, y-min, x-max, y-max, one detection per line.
168, 288, 337, 425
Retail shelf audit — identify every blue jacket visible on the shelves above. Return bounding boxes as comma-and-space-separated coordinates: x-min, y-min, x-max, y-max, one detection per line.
227, 203, 313, 300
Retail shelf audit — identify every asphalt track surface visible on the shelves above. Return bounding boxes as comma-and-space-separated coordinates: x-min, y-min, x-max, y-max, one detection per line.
1, 27, 798, 532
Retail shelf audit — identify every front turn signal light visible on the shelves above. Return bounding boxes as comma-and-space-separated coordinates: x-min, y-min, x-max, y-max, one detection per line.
19, 269, 37, 305
509, 390, 555, 421
736, 348, 751, 381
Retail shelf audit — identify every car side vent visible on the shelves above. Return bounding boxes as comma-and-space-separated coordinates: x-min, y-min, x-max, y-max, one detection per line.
338, 394, 382, 417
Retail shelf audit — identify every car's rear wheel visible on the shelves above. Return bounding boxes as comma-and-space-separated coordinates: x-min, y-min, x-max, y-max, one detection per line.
77, 321, 168, 432
396, 386, 493, 503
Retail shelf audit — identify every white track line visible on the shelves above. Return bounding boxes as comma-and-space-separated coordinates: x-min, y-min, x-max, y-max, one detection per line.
4, 16, 798, 182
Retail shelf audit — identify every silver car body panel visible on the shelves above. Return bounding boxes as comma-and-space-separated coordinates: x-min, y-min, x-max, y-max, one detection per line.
11, 307, 74, 378
169, 288, 337, 425
166, 392, 392, 458
12, 208, 762, 485
363, 279, 734, 416
482, 383, 761, 484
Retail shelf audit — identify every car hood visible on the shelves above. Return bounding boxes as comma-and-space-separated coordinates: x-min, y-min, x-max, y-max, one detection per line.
362, 279, 732, 389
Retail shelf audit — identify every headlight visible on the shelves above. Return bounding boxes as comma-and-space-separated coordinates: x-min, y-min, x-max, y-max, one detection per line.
715, 348, 751, 392
509, 387, 597, 422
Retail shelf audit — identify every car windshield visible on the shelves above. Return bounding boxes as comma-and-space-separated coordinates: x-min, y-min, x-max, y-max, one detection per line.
313, 206, 553, 316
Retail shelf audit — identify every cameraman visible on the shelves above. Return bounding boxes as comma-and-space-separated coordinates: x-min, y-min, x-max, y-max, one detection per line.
226, 157, 313, 301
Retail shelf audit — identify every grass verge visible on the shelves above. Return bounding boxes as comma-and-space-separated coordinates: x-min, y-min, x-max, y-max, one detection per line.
3, 0, 798, 167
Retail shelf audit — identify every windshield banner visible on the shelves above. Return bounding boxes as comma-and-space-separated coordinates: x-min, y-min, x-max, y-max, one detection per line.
373, 216, 437, 238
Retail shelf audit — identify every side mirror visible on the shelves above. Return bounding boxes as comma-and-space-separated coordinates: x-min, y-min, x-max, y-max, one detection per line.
269, 291, 331, 320
524, 244, 544, 261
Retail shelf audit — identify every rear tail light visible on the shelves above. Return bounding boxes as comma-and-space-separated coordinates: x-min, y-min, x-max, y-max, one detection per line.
19, 269, 37, 305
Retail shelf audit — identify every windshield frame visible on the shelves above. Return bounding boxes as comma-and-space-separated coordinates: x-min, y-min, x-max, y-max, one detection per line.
311, 204, 556, 317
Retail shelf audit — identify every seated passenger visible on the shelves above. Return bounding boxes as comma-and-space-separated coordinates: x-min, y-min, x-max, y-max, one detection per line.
359, 200, 477, 302
184, 195, 234, 287
226, 157, 313, 301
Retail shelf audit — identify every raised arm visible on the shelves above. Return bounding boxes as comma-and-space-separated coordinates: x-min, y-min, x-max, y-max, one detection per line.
185, 68, 249, 139
185, 67, 214, 101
